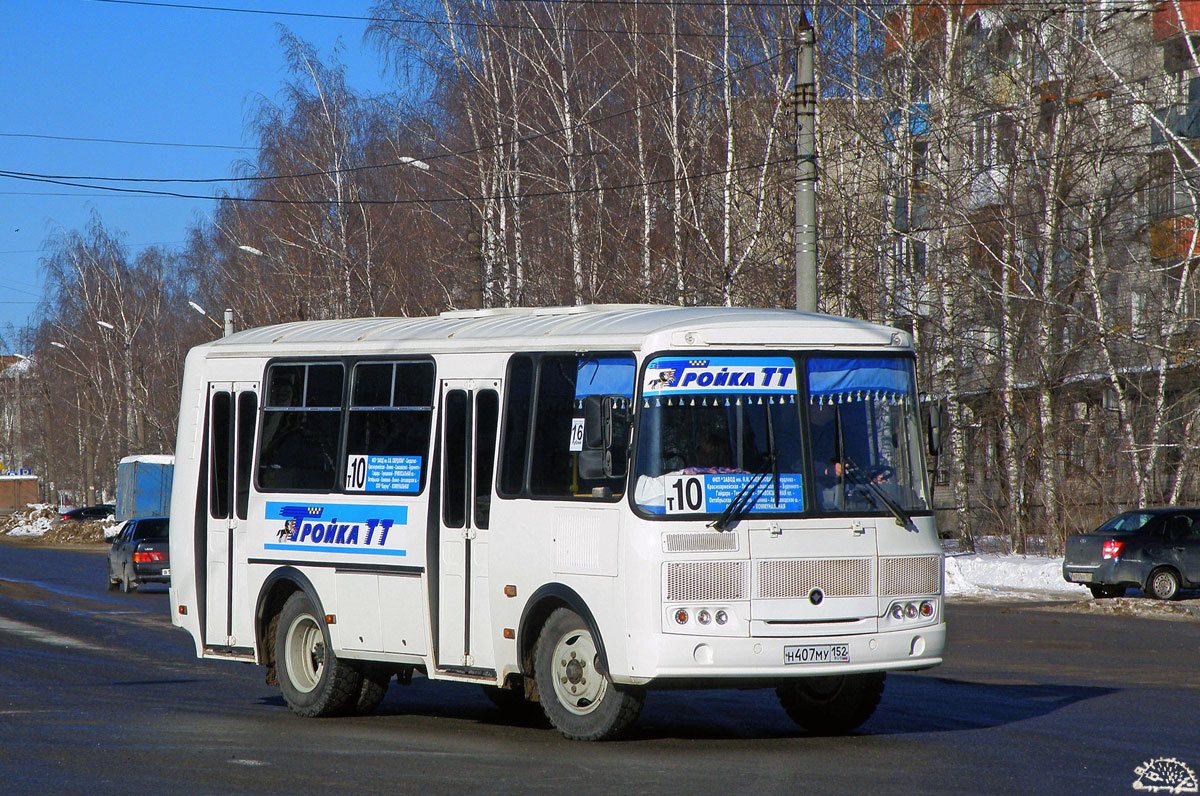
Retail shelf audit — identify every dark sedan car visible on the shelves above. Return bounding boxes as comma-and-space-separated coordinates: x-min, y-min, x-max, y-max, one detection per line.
107, 517, 170, 593
56, 504, 115, 523
1063, 508, 1200, 600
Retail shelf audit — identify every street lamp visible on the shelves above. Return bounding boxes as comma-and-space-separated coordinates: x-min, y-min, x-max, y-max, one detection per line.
399, 155, 486, 307
96, 318, 137, 453
190, 300, 234, 338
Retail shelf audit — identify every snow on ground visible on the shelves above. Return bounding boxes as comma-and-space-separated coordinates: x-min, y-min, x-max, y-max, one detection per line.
945, 553, 1089, 600
4, 512, 57, 538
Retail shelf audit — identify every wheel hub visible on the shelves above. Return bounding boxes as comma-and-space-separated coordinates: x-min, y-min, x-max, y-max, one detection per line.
552, 631, 607, 715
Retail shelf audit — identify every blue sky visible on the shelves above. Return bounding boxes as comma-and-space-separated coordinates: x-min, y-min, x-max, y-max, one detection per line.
0, 1, 392, 353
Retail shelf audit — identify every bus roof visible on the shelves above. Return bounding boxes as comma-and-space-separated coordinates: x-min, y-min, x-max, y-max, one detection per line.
197, 305, 909, 356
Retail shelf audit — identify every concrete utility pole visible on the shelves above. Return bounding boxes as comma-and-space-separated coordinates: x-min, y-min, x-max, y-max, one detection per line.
794, 11, 818, 313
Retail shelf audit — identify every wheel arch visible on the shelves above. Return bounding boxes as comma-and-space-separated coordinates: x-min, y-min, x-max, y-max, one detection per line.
255, 567, 325, 680
517, 583, 608, 677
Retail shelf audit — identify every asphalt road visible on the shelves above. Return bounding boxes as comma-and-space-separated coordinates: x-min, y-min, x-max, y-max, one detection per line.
1, 541, 1197, 796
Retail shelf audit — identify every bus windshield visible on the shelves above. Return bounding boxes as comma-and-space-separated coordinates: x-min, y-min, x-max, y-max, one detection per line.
806, 356, 930, 516
632, 354, 930, 518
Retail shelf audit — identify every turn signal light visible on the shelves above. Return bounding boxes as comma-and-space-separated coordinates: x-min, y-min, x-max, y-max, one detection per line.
674, 609, 689, 625
1101, 540, 1125, 560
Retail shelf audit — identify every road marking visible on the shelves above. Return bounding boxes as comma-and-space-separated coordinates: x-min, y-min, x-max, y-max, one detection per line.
0, 616, 107, 652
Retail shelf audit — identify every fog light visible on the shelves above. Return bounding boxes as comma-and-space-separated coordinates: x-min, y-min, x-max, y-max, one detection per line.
697, 609, 712, 625
904, 603, 918, 619
715, 610, 728, 625
674, 609, 689, 625
920, 600, 934, 618
890, 603, 904, 620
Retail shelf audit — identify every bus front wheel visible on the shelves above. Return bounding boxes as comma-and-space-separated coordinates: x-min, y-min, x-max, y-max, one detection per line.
776, 672, 885, 735
533, 608, 644, 740
275, 591, 362, 717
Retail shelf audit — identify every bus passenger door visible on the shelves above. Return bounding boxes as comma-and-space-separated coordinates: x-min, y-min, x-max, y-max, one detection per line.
437, 380, 500, 672
204, 382, 259, 652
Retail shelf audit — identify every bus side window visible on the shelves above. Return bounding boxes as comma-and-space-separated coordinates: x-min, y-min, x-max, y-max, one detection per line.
345, 361, 434, 494
235, 391, 257, 520
529, 356, 577, 496
474, 390, 499, 528
498, 355, 534, 496
257, 362, 343, 492
210, 391, 232, 519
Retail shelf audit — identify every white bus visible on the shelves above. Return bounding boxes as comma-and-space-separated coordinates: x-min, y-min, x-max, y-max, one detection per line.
168, 305, 945, 740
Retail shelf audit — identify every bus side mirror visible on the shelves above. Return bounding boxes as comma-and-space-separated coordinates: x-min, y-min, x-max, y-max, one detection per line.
927, 402, 943, 457
584, 395, 606, 449
581, 396, 629, 479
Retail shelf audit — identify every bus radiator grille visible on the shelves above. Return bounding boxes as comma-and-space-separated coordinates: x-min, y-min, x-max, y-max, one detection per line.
878, 555, 942, 596
755, 558, 872, 599
665, 561, 748, 602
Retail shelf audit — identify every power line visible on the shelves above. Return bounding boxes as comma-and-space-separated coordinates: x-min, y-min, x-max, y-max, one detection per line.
0, 132, 251, 151
0, 46, 789, 187
0, 155, 795, 205
85, 0, 767, 41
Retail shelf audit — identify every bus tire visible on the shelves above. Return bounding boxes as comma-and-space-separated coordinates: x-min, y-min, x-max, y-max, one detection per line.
533, 608, 643, 741
275, 591, 362, 717
776, 672, 885, 735
353, 664, 391, 715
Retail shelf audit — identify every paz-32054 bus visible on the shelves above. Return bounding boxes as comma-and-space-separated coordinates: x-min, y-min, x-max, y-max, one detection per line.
168, 305, 945, 740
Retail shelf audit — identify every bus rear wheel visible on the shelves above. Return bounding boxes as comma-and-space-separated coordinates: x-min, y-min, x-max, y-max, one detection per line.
777, 672, 885, 735
533, 608, 643, 741
275, 591, 362, 717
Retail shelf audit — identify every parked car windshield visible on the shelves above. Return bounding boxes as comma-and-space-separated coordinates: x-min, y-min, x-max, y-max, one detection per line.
1095, 512, 1156, 534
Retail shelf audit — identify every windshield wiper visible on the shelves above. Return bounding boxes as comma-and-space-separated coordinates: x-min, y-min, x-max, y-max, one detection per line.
841, 454, 916, 532
708, 452, 775, 532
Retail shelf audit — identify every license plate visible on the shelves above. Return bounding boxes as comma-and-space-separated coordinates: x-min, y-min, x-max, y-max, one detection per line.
1068, 571, 1092, 583
784, 644, 850, 665
161, 568, 171, 577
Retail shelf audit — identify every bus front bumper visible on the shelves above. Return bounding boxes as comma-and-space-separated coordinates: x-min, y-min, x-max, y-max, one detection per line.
619, 622, 946, 685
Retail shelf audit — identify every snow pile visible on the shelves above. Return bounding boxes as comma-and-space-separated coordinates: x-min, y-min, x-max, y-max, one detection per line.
1, 505, 116, 544
945, 553, 1089, 600
5, 511, 56, 537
